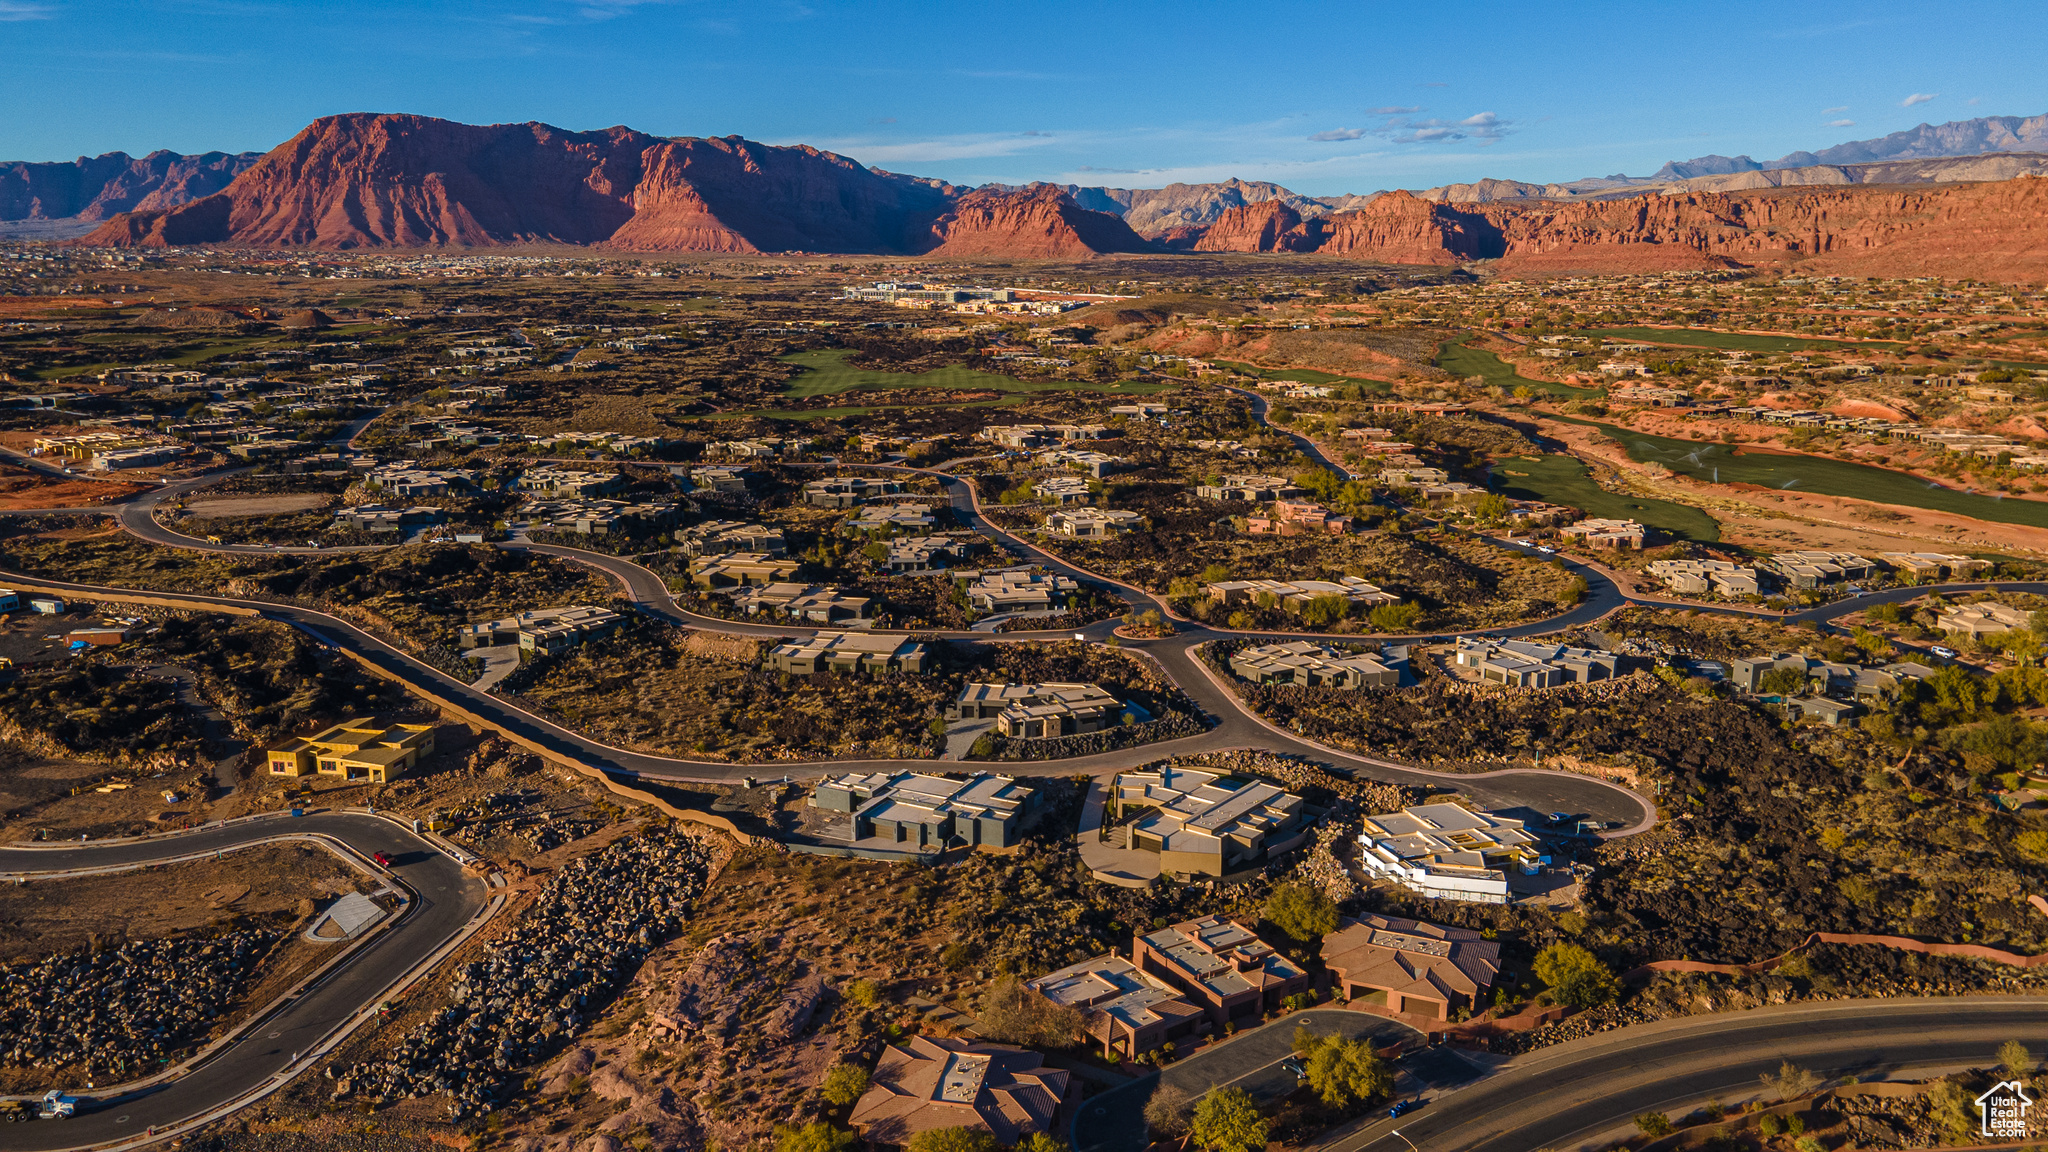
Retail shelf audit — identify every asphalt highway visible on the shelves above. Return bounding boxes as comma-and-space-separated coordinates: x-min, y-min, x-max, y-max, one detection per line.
0, 813, 485, 1150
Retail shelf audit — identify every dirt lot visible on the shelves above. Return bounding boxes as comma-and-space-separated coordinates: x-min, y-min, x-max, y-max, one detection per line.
0, 841, 369, 960
183, 494, 334, 517
0, 462, 144, 510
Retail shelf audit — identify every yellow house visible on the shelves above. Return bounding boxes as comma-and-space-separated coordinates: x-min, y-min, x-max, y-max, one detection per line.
267, 718, 437, 784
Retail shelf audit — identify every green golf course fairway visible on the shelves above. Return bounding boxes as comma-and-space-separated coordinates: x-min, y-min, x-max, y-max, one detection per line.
1436, 341, 1600, 397
778, 348, 1173, 399
1553, 415, 2048, 530
1490, 454, 1721, 542
1207, 359, 1392, 392
1584, 327, 1901, 354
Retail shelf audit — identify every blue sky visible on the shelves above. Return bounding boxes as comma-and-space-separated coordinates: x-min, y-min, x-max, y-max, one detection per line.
3, 0, 2044, 194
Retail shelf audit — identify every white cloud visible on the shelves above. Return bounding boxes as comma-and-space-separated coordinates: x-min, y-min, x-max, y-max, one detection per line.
1309, 128, 1368, 142
805, 131, 1069, 164
1310, 110, 1512, 146
1825, 119, 1855, 128
1365, 105, 1422, 115
0, 1, 54, 19
1900, 92, 1937, 107
1823, 105, 1849, 114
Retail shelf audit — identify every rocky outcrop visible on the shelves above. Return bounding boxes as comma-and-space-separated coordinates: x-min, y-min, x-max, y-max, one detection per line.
1190, 200, 1308, 252
0, 149, 260, 222
920, 185, 1153, 258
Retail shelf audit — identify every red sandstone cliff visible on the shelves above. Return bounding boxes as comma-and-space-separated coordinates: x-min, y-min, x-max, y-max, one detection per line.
1190, 200, 1310, 252
1, 150, 260, 222
919, 185, 1153, 259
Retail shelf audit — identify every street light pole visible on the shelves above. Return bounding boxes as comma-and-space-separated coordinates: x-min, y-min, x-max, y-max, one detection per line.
1389, 1130, 1420, 1152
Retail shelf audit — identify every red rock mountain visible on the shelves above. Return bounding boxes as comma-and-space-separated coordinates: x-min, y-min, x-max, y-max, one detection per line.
1167, 179, 2048, 280
1, 149, 261, 221
80, 114, 1143, 257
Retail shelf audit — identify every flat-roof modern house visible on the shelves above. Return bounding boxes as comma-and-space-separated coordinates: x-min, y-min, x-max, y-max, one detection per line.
884, 535, 981, 574
688, 552, 804, 589
1229, 641, 1406, 689
1452, 638, 1621, 687
1026, 954, 1208, 1060
1771, 550, 1878, 590
851, 1036, 1072, 1147
520, 468, 625, 498
1319, 914, 1501, 1022
1195, 475, 1305, 503
675, 520, 787, 557
1045, 508, 1143, 537
457, 605, 623, 654
267, 717, 436, 785
1356, 803, 1538, 904
803, 476, 906, 508
1645, 558, 1761, 597
727, 582, 875, 625
959, 567, 1079, 612
952, 682, 1124, 738
1879, 552, 1994, 581
765, 633, 928, 675
1204, 577, 1398, 612
853, 503, 940, 531
1936, 601, 2033, 639
1111, 766, 1309, 879
1247, 499, 1353, 536
1560, 518, 1646, 550
812, 771, 1042, 848
1132, 916, 1311, 1029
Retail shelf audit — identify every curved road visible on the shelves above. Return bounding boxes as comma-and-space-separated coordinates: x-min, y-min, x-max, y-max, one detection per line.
0, 813, 485, 1150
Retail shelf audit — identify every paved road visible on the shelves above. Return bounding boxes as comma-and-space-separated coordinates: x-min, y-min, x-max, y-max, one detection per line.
0, 812, 485, 1151
1308, 996, 2048, 1152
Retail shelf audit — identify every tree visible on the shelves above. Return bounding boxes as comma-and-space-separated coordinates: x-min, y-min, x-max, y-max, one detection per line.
844, 979, 881, 1009
1472, 493, 1511, 523
1299, 594, 1350, 628
1758, 666, 1809, 698
1298, 1031, 1393, 1108
1291, 467, 1341, 501
1927, 1077, 1974, 1140
1759, 1060, 1817, 1102
1144, 1084, 1194, 1139
905, 1128, 1000, 1152
1016, 1134, 1068, 1152
977, 975, 1084, 1047
1368, 601, 1422, 633
819, 1064, 869, 1107
1632, 1113, 1672, 1138
776, 1123, 855, 1152
1190, 1087, 1268, 1152
1532, 943, 1619, 1009
1264, 883, 1339, 944
2001, 1038, 2033, 1081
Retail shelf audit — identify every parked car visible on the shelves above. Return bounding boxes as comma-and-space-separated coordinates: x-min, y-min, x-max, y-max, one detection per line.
1536, 545, 1556, 554
373, 852, 393, 867
1930, 645, 1959, 660
1389, 1098, 1419, 1118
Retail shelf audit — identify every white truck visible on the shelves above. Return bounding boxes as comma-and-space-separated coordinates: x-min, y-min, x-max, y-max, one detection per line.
37, 1090, 77, 1119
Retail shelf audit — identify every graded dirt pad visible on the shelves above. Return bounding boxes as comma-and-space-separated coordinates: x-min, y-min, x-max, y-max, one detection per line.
0, 841, 368, 960
0, 461, 145, 510
182, 493, 333, 517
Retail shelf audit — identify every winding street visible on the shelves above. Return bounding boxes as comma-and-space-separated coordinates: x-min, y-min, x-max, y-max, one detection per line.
0, 813, 488, 1151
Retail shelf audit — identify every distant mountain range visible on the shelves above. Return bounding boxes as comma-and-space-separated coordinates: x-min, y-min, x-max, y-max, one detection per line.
5, 112, 2046, 280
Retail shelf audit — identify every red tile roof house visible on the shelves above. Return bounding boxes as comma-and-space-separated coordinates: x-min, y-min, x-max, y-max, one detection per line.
1319, 913, 1501, 1022
1132, 915, 1310, 1030
849, 1036, 1074, 1147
